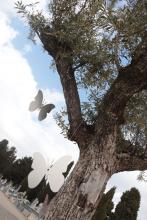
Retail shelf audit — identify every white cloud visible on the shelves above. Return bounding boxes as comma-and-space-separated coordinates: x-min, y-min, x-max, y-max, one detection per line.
0, 0, 49, 16
0, 1, 15, 15
0, 13, 18, 47
43, 88, 65, 105
0, 1, 79, 163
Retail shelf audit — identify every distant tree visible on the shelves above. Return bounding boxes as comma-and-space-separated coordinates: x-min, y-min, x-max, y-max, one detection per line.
36, 180, 56, 204
92, 187, 116, 220
0, 139, 16, 175
0, 138, 32, 187
3, 156, 32, 185
27, 179, 47, 202
114, 187, 140, 220
12, 157, 32, 185
0, 139, 9, 173
20, 178, 56, 204
19, 176, 28, 192
7, 146, 17, 164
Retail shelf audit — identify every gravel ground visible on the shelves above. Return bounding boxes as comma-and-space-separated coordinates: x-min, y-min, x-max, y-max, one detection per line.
0, 203, 19, 220
0, 191, 26, 220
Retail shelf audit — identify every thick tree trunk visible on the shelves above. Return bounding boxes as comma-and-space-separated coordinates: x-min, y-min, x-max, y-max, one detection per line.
39, 20, 147, 220
45, 132, 117, 220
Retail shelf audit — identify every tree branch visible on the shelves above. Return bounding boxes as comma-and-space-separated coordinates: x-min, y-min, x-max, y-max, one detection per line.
55, 54, 85, 139
39, 26, 60, 57
39, 28, 93, 143
116, 139, 147, 172
100, 35, 147, 124
73, 61, 87, 71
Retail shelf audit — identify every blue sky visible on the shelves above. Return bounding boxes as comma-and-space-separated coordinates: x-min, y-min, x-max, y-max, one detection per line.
0, 0, 79, 163
12, 17, 63, 91
0, 1, 147, 219
12, 17, 88, 102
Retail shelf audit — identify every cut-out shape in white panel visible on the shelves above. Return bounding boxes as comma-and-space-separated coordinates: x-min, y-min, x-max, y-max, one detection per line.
28, 152, 72, 192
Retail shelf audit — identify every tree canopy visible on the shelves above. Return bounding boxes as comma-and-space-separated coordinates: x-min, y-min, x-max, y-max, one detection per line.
93, 187, 141, 220
15, 0, 147, 147
93, 187, 116, 220
0, 139, 32, 186
114, 187, 140, 220
0, 139, 16, 174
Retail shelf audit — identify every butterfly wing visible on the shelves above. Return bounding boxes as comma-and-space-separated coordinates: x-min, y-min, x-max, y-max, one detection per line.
44, 104, 55, 113
28, 152, 46, 189
38, 104, 55, 121
46, 169, 64, 193
45, 156, 72, 192
35, 90, 43, 107
29, 101, 39, 112
29, 90, 43, 112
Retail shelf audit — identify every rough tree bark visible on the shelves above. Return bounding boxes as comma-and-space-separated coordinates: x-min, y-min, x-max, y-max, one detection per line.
45, 132, 117, 220
37, 29, 147, 219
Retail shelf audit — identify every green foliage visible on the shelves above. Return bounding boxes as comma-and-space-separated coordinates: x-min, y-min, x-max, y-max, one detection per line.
36, 179, 55, 204
93, 187, 140, 220
0, 139, 16, 174
3, 157, 32, 186
114, 187, 140, 220
19, 171, 55, 203
55, 108, 69, 137
0, 139, 32, 186
123, 90, 147, 147
92, 187, 116, 220
20, 177, 56, 204
138, 170, 147, 183
15, 0, 147, 147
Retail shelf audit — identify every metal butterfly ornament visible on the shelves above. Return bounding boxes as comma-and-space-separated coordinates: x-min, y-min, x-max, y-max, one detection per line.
29, 90, 55, 121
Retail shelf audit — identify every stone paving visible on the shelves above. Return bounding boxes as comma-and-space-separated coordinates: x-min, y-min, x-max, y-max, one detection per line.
0, 204, 19, 220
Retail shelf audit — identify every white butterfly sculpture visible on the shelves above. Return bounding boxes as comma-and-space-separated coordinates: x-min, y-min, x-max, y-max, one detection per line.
29, 90, 55, 121
28, 152, 73, 192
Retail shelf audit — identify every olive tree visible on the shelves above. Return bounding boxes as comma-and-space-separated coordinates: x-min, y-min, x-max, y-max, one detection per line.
15, 0, 147, 219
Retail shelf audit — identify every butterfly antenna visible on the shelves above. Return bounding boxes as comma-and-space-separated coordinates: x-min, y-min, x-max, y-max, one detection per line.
49, 159, 54, 169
